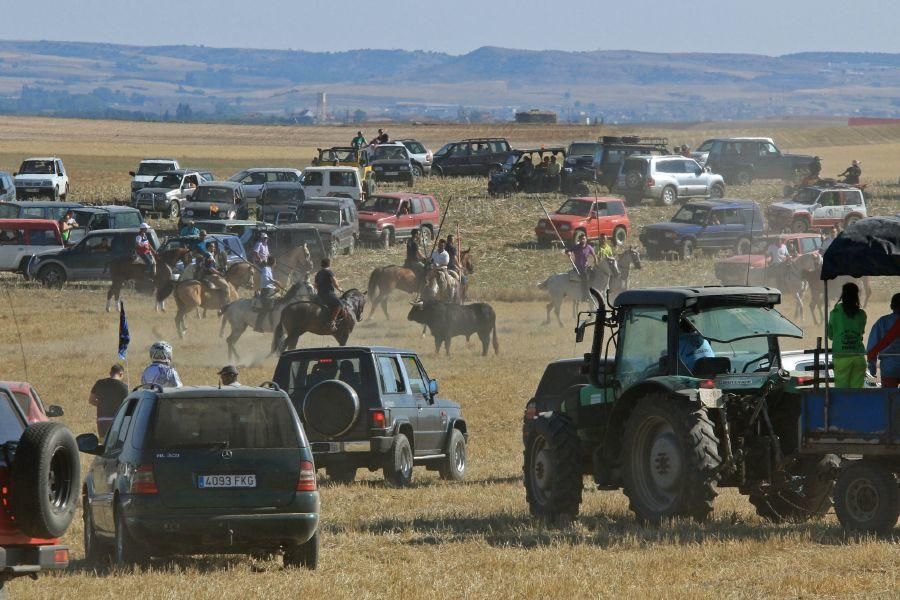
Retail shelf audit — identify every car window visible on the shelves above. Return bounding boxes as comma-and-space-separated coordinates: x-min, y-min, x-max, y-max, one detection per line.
410, 198, 423, 214
11, 392, 30, 414
277, 171, 299, 182
422, 197, 435, 212
0, 228, 22, 244
83, 234, 115, 253
759, 142, 778, 156
376, 355, 406, 394
655, 160, 682, 174
738, 142, 756, 156
607, 201, 625, 216
405, 142, 425, 154
617, 307, 669, 389
819, 191, 840, 207
118, 212, 141, 228
843, 191, 863, 206
26, 228, 59, 245
0, 391, 24, 443
104, 398, 138, 455
401, 356, 428, 396
21, 206, 45, 218
449, 143, 470, 157
723, 209, 744, 225
330, 171, 356, 187
683, 159, 701, 174
56, 161, 64, 175
302, 171, 323, 186
799, 237, 816, 253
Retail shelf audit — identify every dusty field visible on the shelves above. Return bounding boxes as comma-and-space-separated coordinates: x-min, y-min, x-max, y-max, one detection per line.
1, 116, 899, 599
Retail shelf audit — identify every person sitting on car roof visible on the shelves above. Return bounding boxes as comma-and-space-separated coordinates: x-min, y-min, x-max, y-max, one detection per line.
351, 131, 367, 149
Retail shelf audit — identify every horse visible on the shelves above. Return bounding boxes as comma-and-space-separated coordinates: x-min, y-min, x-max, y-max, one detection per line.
274, 244, 314, 288
104, 255, 174, 312
219, 281, 314, 362
155, 264, 239, 338
225, 261, 256, 290
607, 246, 643, 300
800, 252, 872, 324
271, 289, 367, 353
423, 267, 460, 303
539, 257, 620, 327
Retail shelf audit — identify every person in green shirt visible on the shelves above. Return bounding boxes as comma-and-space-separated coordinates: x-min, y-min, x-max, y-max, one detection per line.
597, 233, 614, 259
351, 131, 367, 150
828, 282, 867, 388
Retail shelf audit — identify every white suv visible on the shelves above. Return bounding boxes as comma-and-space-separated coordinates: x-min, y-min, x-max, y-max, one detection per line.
130, 158, 179, 201
14, 157, 69, 200
615, 155, 725, 206
300, 167, 361, 203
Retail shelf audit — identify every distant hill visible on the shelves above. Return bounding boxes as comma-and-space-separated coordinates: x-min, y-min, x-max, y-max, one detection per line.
1, 40, 899, 123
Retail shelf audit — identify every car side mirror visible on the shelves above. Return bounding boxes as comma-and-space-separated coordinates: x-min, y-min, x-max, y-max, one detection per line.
695, 168, 702, 176
129, 171, 136, 177
428, 379, 439, 396
575, 320, 588, 343
45, 405, 64, 418
76, 433, 102, 455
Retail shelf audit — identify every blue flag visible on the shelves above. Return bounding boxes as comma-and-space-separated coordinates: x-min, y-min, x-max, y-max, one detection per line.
118, 301, 130, 361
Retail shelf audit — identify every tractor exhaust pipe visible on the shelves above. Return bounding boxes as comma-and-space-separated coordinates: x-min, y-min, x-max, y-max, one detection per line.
588, 287, 606, 389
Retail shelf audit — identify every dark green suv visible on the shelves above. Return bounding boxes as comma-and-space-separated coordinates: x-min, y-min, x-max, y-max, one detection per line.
273, 346, 468, 486
76, 384, 320, 569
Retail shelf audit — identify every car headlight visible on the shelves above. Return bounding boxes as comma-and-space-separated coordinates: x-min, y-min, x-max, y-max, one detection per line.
564, 167, 573, 173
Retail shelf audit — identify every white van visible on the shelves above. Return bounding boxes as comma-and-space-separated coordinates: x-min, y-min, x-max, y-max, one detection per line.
300, 167, 361, 203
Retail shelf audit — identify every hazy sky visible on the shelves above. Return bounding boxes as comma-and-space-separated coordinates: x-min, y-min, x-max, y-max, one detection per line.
6, 0, 900, 55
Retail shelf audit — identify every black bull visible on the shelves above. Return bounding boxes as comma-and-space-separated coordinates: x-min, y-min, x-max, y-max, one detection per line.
407, 301, 499, 356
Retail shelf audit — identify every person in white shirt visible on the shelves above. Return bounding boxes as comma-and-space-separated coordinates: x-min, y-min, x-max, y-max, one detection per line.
251, 232, 269, 266
217, 365, 240, 387
140, 341, 183, 388
766, 237, 791, 288
430, 238, 450, 268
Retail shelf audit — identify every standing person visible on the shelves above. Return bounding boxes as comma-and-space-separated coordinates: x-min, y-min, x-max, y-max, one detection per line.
135, 223, 156, 278
405, 228, 425, 267
597, 233, 614, 258
565, 233, 597, 301
141, 341, 183, 388
217, 365, 241, 387
867, 293, 900, 388
828, 282, 867, 388
251, 232, 270, 267
88, 364, 128, 437
545, 155, 561, 191
58, 210, 77, 244
809, 156, 823, 180
315, 257, 344, 331
375, 128, 389, 144
351, 131, 367, 150
766, 236, 789, 288
254, 255, 282, 332
838, 160, 862, 185
680, 145, 692, 158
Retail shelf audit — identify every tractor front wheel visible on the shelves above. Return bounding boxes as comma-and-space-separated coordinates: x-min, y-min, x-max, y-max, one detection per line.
524, 413, 582, 522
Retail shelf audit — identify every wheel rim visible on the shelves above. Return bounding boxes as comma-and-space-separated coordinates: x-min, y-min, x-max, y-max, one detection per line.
413, 165, 423, 177
663, 188, 675, 205
48, 448, 73, 512
400, 445, 413, 479
683, 242, 694, 258
615, 228, 626, 245
454, 438, 466, 473
630, 416, 682, 512
170, 202, 179, 218
45, 267, 62, 286
845, 477, 880, 523
710, 186, 723, 198
528, 435, 552, 506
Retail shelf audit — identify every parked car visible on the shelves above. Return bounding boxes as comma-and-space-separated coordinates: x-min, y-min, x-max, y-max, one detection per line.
766, 183, 867, 233
228, 168, 302, 216
158, 233, 246, 279
129, 158, 180, 201
692, 137, 815, 185
396, 139, 433, 177
180, 181, 248, 225
535, 197, 629, 246
71, 205, 143, 244
0, 380, 64, 423
639, 199, 765, 260
431, 138, 513, 177
358, 192, 439, 248
300, 167, 362, 203
562, 135, 670, 194
192, 219, 274, 252
272, 345, 468, 486
616, 155, 726, 206
0, 219, 63, 275
258, 181, 306, 224
487, 147, 567, 195
296, 197, 359, 256
0, 200, 82, 222
28, 227, 160, 287
14, 157, 69, 200
76, 384, 320, 568
134, 169, 214, 218
271, 224, 328, 262
0, 171, 16, 201
0, 383, 78, 595
781, 349, 878, 388
312, 147, 369, 173
368, 142, 415, 184
714, 233, 823, 285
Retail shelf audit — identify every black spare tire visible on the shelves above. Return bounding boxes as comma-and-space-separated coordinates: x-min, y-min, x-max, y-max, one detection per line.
11, 422, 81, 539
303, 379, 360, 438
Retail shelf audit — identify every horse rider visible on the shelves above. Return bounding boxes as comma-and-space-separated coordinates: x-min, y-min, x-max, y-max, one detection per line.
315, 257, 344, 331
141, 341, 183, 388
179, 219, 200, 237
251, 232, 270, 267
404, 228, 426, 282
135, 223, 156, 278
565, 233, 597, 301
255, 255, 284, 332
838, 160, 862, 185
597, 233, 614, 259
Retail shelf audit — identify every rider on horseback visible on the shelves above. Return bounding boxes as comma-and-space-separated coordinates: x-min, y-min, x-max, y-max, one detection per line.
565, 233, 597, 302
141, 341, 183, 388
254, 255, 283, 332
315, 257, 344, 331
404, 228, 426, 277
135, 223, 156, 278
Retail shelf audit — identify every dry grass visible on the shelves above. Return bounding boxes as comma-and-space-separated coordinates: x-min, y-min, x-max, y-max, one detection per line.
2, 116, 899, 599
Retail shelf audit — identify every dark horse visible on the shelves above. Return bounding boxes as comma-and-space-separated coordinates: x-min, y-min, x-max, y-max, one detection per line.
271, 289, 367, 353
367, 249, 475, 319
104, 247, 191, 312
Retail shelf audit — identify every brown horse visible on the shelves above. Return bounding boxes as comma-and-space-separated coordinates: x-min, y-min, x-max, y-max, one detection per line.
367, 249, 475, 319
271, 289, 367, 353
155, 264, 239, 337
225, 261, 255, 290
104, 255, 172, 312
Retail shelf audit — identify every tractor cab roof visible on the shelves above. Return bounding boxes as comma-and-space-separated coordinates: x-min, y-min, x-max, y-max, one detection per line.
613, 286, 782, 310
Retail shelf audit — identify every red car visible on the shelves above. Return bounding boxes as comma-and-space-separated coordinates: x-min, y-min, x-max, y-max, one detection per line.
714, 233, 823, 285
358, 193, 440, 248
535, 197, 630, 246
0, 381, 64, 424
0, 383, 78, 595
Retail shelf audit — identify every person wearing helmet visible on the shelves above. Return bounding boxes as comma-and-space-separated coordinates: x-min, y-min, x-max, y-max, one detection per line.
135, 223, 156, 278
141, 341, 183, 388
838, 159, 862, 185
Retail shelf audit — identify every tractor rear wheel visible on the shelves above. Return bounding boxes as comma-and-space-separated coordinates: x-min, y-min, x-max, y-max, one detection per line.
622, 394, 721, 523
748, 455, 839, 523
524, 413, 582, 522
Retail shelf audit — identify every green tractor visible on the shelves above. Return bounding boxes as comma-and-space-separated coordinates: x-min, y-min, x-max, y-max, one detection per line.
523, 286, 838, 524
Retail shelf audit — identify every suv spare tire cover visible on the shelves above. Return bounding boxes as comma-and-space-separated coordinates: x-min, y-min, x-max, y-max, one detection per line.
625, 170, 643, 189
303, 380, 360, 438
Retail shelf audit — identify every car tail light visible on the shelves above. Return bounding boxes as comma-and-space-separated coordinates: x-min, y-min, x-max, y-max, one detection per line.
524, 401, 537, 420
296, 460, 317, 491
130, 464, 158, 494
646, 177, 655, 187
698, 379, 716, 389
53, 548, 69, 567
371, 409, 387, 429
794, 375, 814, 386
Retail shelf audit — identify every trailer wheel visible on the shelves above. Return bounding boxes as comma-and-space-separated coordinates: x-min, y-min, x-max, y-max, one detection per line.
749, 455, 839, 523
834, 461, 899, 534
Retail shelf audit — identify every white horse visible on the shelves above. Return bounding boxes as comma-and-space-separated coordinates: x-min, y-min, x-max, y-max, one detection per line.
219, 280, 314, 362
423, 267, 461, 304
539, 257, 620, 327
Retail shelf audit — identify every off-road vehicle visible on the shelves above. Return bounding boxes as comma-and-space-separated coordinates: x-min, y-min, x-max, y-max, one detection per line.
523, 286, 838, 524
14, 157, 69, 200
368, 142, 416, 185
766, 183, 867, 233
130, 158, 180, 201
134, 169, 214, 218
431, 138, 512, 177
273, 346, 468, 487
487, 147, 566, 195
561, 135, 670, 194
616, 155, 726, 206
692, 137, 815, 185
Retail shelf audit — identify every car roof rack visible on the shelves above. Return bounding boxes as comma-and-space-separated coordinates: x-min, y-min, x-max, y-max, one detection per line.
601, 135, 669, 147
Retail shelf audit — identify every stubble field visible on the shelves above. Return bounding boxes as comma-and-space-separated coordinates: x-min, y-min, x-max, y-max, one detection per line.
1, 116, 899, 599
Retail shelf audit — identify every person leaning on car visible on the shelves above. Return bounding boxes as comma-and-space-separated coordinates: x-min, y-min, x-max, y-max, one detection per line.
89, 364, 129, 437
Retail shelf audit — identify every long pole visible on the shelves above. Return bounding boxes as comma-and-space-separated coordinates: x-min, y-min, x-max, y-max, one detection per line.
537, 197, 579, 273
